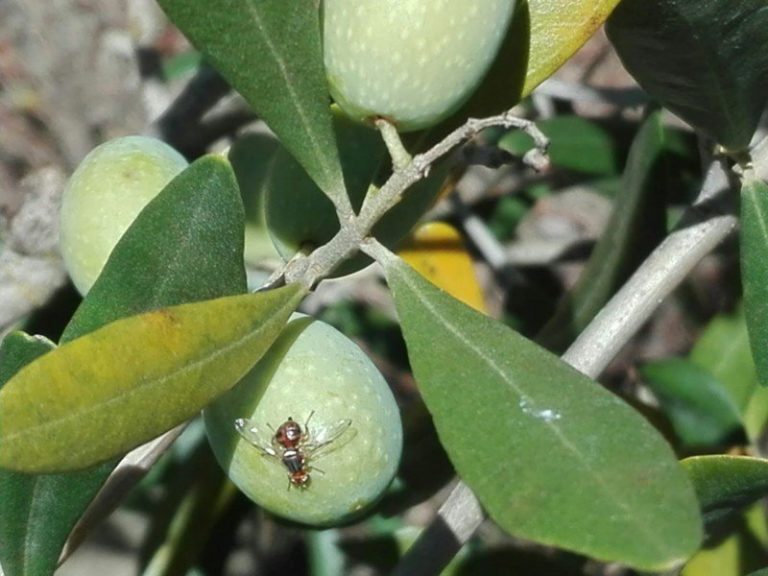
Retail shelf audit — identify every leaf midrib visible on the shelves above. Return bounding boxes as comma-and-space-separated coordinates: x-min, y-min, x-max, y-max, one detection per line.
1, 301, 293, 468
395, 263, 676, 559
242, 2, 340, 201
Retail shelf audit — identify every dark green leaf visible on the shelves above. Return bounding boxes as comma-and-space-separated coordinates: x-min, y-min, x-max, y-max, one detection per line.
745, 569, 768, 576
382, 254, 702, 570
0, 334, 106, 576
640, 359, 743, 448
683, 455, 768, 530
0, 286, 304, 473
63, 155, 247, 341
156, 0, 347, 205
499, 116, 618, 176
0, 154, 253, 573
537, 110, 668, 352
0, 333, 54, 384
741, 178, 768, 386
607, 0, 768, 150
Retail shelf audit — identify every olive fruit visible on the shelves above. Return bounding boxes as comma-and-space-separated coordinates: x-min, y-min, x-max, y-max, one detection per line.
59, 136, 188, 294
226, 133, 284, 289
204, 315, 403, 526
323, 0, 516, 131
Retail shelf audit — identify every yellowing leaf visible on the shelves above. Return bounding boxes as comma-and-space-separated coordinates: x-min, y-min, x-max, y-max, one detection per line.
523, 0, 621, 96
399, 222, 486, 313
0, 285, 305, 473
457, 0, 622, 122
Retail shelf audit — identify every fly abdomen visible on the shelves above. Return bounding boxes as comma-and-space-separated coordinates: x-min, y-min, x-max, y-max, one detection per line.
281, 449, 305, 474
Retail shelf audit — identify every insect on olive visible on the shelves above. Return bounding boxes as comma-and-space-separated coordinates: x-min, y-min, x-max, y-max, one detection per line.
234, 411, 356, 490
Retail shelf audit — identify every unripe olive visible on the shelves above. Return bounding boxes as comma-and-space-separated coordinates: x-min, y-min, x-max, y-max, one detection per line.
226, 133, 284, 289
323, 0, 516, 131
59, 136, 188, 295
204, 315, 403, 526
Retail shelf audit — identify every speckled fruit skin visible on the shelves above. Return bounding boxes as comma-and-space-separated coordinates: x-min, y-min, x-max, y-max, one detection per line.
59, 136, 188, 295
204, 315, 403, 526
323, 0, 516, 131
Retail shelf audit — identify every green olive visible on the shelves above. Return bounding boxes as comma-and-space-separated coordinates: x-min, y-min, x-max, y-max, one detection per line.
59, 136, 188, 295
204, 315, 403, 526
323, 0, 515, 131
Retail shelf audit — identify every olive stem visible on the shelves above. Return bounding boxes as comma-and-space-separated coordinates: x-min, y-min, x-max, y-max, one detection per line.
283, 109, 550, 289
384, 157, 737, 576
375, 118, 413, 171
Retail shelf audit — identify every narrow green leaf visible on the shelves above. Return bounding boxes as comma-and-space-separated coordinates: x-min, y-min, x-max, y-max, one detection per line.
0, 153, 251, 575
62, 155, 247, 342
156, 0, 347, 205
640, 359, 743, 448
741, 178, 768, 387
683, 456, 768, 530
537, 109, 668, 352
0, 333, 107, 576
382, 255, 702, 570
607, 0, 768, 151
0, 286, 304, 473
0, 333, 55, 384
746, 569, 768, 576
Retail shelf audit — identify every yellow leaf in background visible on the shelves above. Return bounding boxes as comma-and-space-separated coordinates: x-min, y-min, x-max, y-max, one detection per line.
398, 222, 486, 314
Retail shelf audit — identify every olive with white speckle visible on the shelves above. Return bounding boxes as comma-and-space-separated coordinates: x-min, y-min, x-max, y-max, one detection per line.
59, 136, 188, 295
323, 0, 516, 131
204, 314, 403, 526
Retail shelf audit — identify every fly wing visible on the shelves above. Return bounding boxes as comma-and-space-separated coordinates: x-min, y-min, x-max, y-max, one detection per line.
304, 419, 356, 460
234, 418, 278, 459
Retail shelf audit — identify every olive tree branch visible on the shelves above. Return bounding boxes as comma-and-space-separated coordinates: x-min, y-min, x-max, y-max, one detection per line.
58, 108, 548, 562
282, 111, 549, 289
381, 157, 737, 576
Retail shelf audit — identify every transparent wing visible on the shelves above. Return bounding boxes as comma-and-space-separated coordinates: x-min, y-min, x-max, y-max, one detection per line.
304, 419, 356, 460
234, 417, 279, 459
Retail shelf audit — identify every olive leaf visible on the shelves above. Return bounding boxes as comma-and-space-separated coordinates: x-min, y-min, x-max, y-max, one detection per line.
0, 286, 304, 473
156, 0, 348, 206
382, 252, 702, 570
